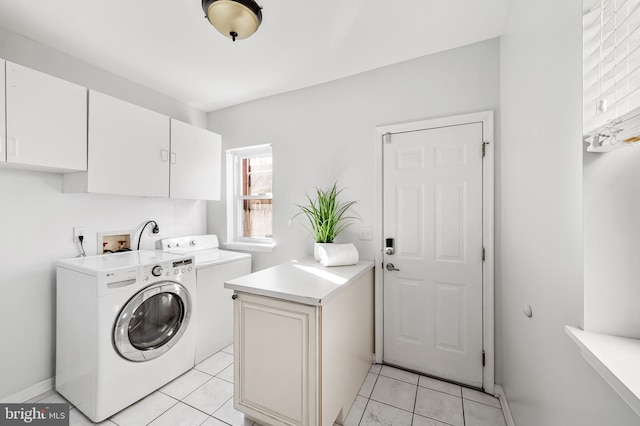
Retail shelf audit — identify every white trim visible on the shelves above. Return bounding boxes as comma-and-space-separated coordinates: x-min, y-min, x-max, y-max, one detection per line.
495, 385, 516, 426
226, 143, 272, 155
224, 241, 276, 253
373, 110, 495, 391
0, 377, 54, 403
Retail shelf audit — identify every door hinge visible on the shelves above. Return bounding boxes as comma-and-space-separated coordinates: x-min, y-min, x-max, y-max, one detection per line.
384, 133, 392, 143
482, 350, 486, 366
482, 142, 488, 157
482, 247, 485, 261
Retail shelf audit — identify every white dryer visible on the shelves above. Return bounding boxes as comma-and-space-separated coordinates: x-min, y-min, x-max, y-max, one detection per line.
55, 250, 196, 423
156, 235, 251, 363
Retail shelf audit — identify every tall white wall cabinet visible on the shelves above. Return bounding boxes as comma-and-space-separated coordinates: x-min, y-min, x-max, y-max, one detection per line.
3, 61, 87, 172
87, 90, 171, 198
64, 91, 221, 200
170, 118, 221, 200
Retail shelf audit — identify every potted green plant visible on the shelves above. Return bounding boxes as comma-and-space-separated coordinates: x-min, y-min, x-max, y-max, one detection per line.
291, 182, 358, 260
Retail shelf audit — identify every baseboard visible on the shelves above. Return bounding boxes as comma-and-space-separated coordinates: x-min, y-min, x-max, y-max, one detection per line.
0, 377, 54, 403
495, 384, 516, 426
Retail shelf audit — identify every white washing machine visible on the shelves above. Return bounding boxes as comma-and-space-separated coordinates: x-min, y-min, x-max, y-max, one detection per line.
55, 250, 196, 423
156, 235, 251, 363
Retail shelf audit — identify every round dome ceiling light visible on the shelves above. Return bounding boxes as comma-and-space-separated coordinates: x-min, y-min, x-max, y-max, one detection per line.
202, 0, 263, 42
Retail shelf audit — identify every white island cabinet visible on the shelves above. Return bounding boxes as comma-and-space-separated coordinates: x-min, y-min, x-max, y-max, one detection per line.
225, 258, 375, 426
4, 61, 87, 172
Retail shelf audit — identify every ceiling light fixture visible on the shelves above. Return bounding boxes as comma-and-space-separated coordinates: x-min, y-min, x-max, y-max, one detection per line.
202, 0, 262, 42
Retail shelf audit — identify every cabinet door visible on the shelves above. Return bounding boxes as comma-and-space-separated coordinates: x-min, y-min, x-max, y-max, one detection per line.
234, 293, 318, 426
6, 62, 87, 171
88, 90, 170, 197
170, 119, 221, 200
0, 59, 5, 163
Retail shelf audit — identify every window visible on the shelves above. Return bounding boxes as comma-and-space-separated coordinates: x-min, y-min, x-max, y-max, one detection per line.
583, 0, 640, 151
226, 144, 275, 251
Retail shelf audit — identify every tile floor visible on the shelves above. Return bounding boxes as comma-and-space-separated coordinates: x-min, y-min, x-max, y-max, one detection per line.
29, 345, 506, 426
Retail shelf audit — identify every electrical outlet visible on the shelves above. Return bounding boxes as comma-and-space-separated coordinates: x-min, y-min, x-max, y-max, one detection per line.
73, 226, 87, 243
359, 226, 373, 241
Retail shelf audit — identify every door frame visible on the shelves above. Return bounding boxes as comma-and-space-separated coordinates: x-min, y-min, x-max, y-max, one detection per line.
373, 110, 495, 394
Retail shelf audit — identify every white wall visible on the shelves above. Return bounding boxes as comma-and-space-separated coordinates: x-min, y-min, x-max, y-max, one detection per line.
499, 0, 639, 424
584, 148, 640, 338
207, 39, 500, 272
0, 28, 208, 400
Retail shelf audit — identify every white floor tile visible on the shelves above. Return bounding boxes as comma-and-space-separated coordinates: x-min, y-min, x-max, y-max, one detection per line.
462, 387, 501, 409
418, 376, 462, 397
183, 377, 233, 415
369, 375, 417, 412
358, 372, 378, 398
160, 369, 213, 400
212, 397, 253, 426
69, 408, 117, 426
369, 364, 382, 374
110, 391, 177, 426
414, 387, 464, 426
216, 364, 234, 383
360, 400, 412, 426
221, 344, 234, 355
147, 402, 209, 426
379, 366, 419, 385
341, 395, 368, 426
412, 413, 451, 426
463, 399, 506, 426
200, 417, 231, 426
195, 352, 234, 376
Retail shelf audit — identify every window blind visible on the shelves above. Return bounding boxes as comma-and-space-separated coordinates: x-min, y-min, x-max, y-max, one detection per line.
583, 0, 640, 151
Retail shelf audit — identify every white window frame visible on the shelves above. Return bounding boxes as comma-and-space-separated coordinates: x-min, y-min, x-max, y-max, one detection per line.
225, 144, 276, 253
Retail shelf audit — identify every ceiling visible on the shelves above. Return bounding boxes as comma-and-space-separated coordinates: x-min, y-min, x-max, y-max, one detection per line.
0, 0, 513, 112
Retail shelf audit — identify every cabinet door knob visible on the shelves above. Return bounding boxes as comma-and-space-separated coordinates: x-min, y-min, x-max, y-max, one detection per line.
170, 151, 177, 164
160, 149, 169, 162
232, 294, 238, 300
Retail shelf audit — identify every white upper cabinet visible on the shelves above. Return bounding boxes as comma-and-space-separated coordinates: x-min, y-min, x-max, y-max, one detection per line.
0, 60, 5, 164
86, 90, 170, 197
5, 62, 87, 172
170, 119, 221, 200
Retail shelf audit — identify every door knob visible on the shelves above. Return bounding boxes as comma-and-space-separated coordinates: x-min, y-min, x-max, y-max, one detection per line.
386, 263, 400, 272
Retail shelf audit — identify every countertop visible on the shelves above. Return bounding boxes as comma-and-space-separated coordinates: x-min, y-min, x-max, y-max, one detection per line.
224, 257, 375, 306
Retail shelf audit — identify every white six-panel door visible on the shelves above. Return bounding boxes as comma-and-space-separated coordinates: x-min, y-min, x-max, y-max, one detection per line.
383, 122, 484, 388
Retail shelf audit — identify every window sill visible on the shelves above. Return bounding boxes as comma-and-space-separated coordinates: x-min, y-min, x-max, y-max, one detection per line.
224, 241, 277, 253
565, 326, 640, 418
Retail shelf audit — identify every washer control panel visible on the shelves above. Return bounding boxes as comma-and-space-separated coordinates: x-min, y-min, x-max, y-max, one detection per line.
142, 258, 194, 281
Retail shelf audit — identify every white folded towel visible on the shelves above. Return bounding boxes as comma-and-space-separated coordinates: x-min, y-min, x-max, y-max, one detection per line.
318, 243, 359, 267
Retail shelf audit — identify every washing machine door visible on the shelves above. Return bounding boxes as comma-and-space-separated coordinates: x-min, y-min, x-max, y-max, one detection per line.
114, 281, 192, 362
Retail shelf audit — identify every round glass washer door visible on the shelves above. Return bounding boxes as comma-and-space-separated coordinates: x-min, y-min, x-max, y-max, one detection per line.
114, 281, 192, 362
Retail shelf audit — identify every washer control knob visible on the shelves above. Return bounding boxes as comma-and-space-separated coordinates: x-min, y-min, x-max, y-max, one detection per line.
181, 268, 186, 273
190, 240, 198, 247
167, 243, 172, 248
151, 266, 163, 277
188, 266, 193, 272
176, 242, 182, 247
174, 269, 179, 275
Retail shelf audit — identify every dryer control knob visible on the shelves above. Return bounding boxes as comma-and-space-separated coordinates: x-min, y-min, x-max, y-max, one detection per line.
176, 242, 182, 247
151, 266, 163, 277
190, 240, 198, 246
